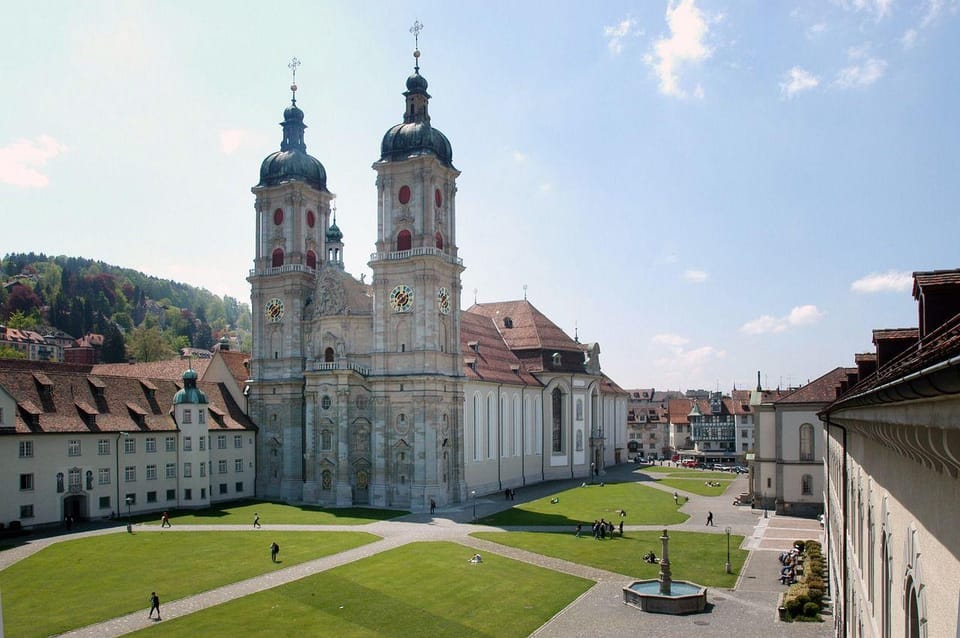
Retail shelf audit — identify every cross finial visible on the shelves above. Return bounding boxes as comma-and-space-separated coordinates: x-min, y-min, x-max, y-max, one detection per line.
331, 202, 337, 223
410, 20, 423, 71
523, 284, 528, 300
288, 57, 301, 102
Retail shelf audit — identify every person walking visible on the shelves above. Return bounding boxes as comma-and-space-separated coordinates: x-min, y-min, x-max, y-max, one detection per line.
575, 523, 582, 538
706, 511, 714, 526
253, 512, 261, 529
619, 520, 624, 536
270, 542, 280, 562
148, 591, 161, 620
429, 498, 436, 515
673, 491, 679, 505
161, 512, 171, 528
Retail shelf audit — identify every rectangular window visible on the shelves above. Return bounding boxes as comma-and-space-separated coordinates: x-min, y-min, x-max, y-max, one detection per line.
219, 483, 228, 494
742, 442, 748, 451
183, 409, 192, 425
147, 491, 157, 503
98, 439, 110, 455
124, 466, 136, 482
124, 437, 136, 454
19, 440, 34, 458
201, 487, 206, 500
68, 439, 81, 457
234, 435, 242, 449
166, 489, 176, 501
165, 436, 176, 452
20, 504, 34, 519
199, 462, 206, 477
19, 473, 34, 491
146, 437, 157, 453
165, 463, 176, 479
199, 410, 206, 424
99, 496, 111, 509
234, 459, 243, 473
183, 462, 192, 478
146, 464, 157, 480
199, 436, 206, 451
217, 435, 226, 450
99, 468, 111, 485
218, 459, 228, 474
235, 481, 243, 493
184, 488, 192, 500
183, 437, 192, 452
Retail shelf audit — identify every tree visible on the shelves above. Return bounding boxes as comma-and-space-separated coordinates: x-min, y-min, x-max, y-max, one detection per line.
5, 310, 40, 330
126, 325, 175, 362
100, 322, 126, 363
0, 345, 26, 359
4, 284, 41, 318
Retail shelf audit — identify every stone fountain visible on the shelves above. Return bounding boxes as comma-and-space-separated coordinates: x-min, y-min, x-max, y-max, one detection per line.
623, 529, 708, 614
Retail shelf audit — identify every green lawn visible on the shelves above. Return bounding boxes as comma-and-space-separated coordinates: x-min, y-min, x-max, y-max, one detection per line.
141, 500, 407, 526
0, 531, 378, 638
473, 530, 745, 588
638, 466, 737, 480
654, 477, 732, 497
479, 482, 687, 526
129, 541, 594, 637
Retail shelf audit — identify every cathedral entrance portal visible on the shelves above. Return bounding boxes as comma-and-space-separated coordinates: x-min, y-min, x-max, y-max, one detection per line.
354, 466, 370, 504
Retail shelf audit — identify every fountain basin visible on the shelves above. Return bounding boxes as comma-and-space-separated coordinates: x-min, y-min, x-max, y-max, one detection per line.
623, 579, 707, 614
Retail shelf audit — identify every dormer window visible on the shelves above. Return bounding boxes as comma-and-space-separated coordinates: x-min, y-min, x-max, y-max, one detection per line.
503, 317, 513, 329
552, 352, 562, 367
467, 340, 479, 353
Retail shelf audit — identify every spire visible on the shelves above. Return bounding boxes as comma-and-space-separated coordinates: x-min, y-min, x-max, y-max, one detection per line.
281, 57, 307, 153
756, 370, 762, 392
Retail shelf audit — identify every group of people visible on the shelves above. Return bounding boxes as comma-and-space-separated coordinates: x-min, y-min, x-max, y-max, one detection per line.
778, 548, 801, 585
503, 488, 517, 501
575, 518, 624, 539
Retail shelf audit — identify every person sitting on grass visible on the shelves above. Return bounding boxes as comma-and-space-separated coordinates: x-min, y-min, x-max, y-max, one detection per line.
469, 553, 483, 564
643, 551, 658, 563
550, 497, 560, 504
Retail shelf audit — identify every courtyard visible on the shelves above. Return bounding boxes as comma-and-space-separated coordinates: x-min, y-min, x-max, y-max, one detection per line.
0, 464, 829, 638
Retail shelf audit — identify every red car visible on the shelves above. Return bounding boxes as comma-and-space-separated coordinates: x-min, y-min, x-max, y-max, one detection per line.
681, 460, 700, 468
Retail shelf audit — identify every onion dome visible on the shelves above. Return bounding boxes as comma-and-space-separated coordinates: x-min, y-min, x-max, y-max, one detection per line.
380, 50, 454, 167
258, 84, 328, 191
173, 368, 208, 405
326, 218, 343, 242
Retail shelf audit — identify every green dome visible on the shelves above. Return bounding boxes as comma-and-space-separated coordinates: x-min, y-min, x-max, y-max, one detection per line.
258, 99, 328, 192
380, 67, 453, 168
173, 368, 208, 405
326, 220, 343, 242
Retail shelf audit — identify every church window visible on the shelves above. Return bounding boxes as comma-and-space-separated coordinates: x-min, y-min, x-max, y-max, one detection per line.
273, 208, 284, 225
552, 388, 564, 453
576, 430, 583, 451
306, 250, 317, 269
487, 394, 495, 459
552, 352, 562, 367
576, 399, 583, 421
321, 395, 332, 410
324, 347, 334, 362
434, 188, 442, 207
307, 210, 315, 228
799, 423, 814, 461
398, 185, 411, 204
801, 474, 813, 495
401, 343, 405, 352
321, 429, 332, 450
396, 230, 412, 251
272, 248, 284, 267
435, 232, 443, 249
473, 394, 482, 461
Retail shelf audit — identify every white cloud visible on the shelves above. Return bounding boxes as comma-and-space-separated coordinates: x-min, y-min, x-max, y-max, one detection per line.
835, 57, 887, 88
740, 305, 824, 335
780, 67, 819, 98
0, 135, 68, 188
807, 22, 828, 37
693, 84, 705, 99
920, 0, 947, 29
847, 43, 872, 60
219, 129, 263, 155
512, 150, 527, 162
901, 28, 919, 49
844, 0, 893, 19
683, 268, 709, 283
604, 18, 640, 56
645, 0, 713, 97
653, 344, 727, 381
539, 182, 553, 193
850, 270, 914, 293
653, 333, 690, 347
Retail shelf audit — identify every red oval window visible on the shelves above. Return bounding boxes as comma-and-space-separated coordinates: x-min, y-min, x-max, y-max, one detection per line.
307, 210, 315, 228
398, 185, 411, 205
273, 208, 284, 225
435, 188, 442, 208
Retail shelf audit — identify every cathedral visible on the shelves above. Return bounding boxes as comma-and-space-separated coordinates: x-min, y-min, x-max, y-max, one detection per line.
247, 45, 627, 512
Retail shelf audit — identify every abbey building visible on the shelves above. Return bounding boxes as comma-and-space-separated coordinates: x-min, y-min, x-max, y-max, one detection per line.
247, 50, 628, 512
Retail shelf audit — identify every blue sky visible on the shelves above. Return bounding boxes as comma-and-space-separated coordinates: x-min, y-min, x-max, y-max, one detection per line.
2, 1, 958, 392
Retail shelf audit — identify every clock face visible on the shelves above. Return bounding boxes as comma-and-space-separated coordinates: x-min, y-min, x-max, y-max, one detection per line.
437, 287, 451, 315
264, 298, 285, 322
390, 284, 413, 312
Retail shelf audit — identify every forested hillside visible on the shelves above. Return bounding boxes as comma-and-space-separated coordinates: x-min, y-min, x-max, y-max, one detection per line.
1, 252, 251, 362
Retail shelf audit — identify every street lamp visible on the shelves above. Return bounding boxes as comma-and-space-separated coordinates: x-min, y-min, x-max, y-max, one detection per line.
471, 490, 477, 521
125, 496, 133, 533
724, 526, 732, 574
115, 432, 129, 525
590, 462, 595, 484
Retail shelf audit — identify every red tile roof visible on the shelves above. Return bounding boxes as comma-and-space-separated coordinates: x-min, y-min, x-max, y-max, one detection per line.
774, 367, 855, 404
93, 358, 212, 380
912, 269, 960, 298
460, 312, 540, 385
466, 300, 580, 352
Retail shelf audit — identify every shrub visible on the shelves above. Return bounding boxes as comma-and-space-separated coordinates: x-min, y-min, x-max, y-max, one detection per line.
784, 596, 803, 617
803, 602, 820, 617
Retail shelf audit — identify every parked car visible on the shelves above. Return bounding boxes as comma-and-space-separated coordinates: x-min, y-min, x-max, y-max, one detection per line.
681, 460, 700, 468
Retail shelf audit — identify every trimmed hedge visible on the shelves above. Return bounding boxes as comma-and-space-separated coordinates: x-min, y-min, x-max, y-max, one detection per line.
781, 539, 826, 622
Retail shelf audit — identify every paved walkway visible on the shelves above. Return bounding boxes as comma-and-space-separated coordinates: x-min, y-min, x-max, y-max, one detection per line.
2, 464, 832, 637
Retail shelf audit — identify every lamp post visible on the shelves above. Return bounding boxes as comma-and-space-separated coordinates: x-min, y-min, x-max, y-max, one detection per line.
590, 462, 595, 484
125, 496, 133, 533
724, 526, 732, 574
471, 490, 477, 522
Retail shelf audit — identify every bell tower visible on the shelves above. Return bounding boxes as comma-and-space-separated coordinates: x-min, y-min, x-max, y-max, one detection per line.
368, 24, 466, 509
248, 59, 336, 501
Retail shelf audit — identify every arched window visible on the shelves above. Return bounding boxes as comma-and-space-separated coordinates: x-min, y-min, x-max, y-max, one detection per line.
473, 394, 482, 461
906, 576, 920, 638
882, 531, 891, 638
487, 394, 495, 459
552, 387, 564, 453
306, 250, 317, 269
500, 396, 508, 457
324, 347, 335, 363
435, 232, 443, 249
801, 474, 813, 495
271, 248, 284, 268
396, 230, 412, 251
799, 423, 814, 461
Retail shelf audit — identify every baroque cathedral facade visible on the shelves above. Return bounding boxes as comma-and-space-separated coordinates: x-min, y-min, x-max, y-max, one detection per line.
247, 49, 627, 512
